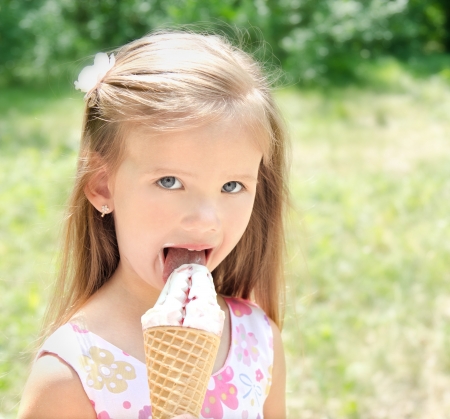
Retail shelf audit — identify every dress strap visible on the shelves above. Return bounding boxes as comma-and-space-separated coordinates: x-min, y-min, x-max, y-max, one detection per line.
38, 323, 150, 417
200, 297, 274, 418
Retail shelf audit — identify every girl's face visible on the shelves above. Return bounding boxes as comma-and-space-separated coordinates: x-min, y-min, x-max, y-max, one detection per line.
108, 119, 263, 292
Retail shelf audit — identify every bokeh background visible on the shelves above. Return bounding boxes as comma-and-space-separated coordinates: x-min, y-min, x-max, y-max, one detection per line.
1, 1, 450, 418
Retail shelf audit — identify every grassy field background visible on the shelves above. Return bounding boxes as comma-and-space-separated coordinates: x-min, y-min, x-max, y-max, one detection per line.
1, 60, 450, 418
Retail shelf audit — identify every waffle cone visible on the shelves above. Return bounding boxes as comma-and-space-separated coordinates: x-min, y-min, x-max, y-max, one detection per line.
143, 326, 220, 419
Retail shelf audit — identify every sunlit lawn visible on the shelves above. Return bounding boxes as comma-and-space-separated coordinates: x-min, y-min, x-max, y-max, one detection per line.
1, 63, 450, 418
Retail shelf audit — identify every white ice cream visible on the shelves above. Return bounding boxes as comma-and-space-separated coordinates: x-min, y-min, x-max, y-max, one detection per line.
141, 264, 225, 336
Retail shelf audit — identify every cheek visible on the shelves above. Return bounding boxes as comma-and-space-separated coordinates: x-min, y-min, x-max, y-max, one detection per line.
223, 195, 256, 245
114, 181, 173, 229
112, 187, 167, 255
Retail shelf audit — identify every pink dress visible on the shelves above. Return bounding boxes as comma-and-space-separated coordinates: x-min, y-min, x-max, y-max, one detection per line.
37, 297, 274, 419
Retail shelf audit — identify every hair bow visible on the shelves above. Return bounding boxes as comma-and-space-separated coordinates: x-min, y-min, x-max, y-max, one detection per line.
74, 53, 115, 94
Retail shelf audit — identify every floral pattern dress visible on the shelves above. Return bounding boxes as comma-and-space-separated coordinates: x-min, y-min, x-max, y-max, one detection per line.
37, 297, 274, 418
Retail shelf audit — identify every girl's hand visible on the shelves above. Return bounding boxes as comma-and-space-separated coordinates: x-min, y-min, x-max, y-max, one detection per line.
172, 415, 198, 419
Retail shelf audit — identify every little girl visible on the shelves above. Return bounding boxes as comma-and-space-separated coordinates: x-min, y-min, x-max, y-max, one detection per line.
19, 30, 288, 419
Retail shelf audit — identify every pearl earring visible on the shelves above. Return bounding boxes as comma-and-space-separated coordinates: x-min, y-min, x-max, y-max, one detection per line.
101, 205, 110, 217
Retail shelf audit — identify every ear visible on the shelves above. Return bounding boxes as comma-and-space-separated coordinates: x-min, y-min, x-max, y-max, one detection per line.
84, 160, 114, 215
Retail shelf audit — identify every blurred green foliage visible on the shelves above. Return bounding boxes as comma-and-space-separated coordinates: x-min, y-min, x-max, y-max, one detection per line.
1, 0, 449, 85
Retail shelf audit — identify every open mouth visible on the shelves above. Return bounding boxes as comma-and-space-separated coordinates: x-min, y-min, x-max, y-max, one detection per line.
162, 247, 213, 264
161, 246, 213, 282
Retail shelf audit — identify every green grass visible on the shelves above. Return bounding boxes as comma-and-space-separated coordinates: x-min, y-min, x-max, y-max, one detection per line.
1, 62, 450, 418
0, 88, 81, 416
279, 77, 450, 417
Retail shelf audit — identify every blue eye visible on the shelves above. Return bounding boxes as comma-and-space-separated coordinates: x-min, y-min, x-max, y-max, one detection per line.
157, 177, 182, 189
222, 181, 243, 193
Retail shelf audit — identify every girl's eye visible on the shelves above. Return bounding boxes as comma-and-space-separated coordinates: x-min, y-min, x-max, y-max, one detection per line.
157, 176, 182, 190
221, 181, 243, 194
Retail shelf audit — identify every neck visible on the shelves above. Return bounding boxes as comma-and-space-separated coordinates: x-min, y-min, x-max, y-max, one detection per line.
73, 262, 161, 361
102, 262, 161, 320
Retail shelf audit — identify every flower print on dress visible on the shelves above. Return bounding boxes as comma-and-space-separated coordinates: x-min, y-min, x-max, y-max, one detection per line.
80, 346, 136, 393
234, 323, 259, 366
97, 412, 111, 419
255, 369, 264, 382
201, 366, 238, 418
71, 323, 89, 333
228, 298, 253, 318
138, 405, 151, 419
239, 373, 263, 407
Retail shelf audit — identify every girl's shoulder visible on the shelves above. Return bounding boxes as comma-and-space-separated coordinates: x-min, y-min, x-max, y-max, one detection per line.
18, 353, 97, 419
18, 324, 98, 418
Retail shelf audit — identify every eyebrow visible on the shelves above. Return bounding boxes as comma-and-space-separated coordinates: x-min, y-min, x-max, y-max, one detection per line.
148, 168, 258, 183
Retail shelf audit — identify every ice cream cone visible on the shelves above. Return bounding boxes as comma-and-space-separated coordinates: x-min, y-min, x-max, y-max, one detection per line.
143, 325, 220, 419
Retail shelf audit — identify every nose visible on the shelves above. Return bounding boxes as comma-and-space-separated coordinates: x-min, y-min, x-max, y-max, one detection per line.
180, 197, 221, 233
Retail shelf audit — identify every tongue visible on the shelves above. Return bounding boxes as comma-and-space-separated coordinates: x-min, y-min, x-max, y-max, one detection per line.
163, 248, 206, 282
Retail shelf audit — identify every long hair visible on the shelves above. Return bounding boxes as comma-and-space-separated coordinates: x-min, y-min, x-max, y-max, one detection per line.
41, 30, 289, 341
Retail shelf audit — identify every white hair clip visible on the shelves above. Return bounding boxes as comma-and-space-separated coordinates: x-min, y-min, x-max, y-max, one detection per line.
74, 52, 115, 95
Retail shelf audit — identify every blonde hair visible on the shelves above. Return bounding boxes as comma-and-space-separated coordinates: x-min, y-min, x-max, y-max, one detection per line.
42, 30, 289, 340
